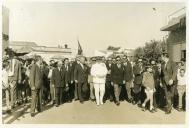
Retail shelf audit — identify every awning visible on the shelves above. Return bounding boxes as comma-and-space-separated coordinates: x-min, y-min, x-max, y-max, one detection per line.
16, 46, 33, 53
161, 14, 186, 31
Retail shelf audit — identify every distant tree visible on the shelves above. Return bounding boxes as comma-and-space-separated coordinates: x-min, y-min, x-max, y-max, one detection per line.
134, 39, 166, 61
133, 46, 145, 58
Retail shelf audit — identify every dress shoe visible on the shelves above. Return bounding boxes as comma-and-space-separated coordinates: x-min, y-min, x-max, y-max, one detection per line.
31, 113, 35, 117
55, 104, 59, 107
6, 110, 12, 114
149, 109, 155, 113
116, 102, 120, 106
137, 101, 142, 107
132, 100, 136, 105
176, 107, 183, 112
153, 108, 158, 112
68, 100, 72, 103
165, 110, 171, 114
141, 106, 146, 111
37, 109, 42, 113
127, 99, 132, 103
80, 101, 84, 104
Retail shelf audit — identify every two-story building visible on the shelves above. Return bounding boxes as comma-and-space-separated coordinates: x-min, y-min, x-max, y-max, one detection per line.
161, 8, 186, 62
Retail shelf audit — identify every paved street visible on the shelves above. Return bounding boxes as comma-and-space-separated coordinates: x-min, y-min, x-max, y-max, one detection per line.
11, 100, 185, 124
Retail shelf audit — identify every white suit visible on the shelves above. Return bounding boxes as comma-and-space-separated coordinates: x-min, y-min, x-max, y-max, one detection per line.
91, 62, 108, 105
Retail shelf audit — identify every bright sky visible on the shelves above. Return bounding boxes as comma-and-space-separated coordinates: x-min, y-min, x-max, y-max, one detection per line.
4, 1, 185, 56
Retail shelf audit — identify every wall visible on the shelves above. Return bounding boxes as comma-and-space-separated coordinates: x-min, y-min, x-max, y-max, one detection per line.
2, 7, 9, 55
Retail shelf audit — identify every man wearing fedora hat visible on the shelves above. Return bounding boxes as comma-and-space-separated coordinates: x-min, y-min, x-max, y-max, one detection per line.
74, 56, 89, 104
111, 56, 125, 106
104, 57, 114, 102
8, 52, 22, 109
123, 55, 134, 103
161, 51, 177, 114
88, 57, 96, 102
132, 58, 144, 106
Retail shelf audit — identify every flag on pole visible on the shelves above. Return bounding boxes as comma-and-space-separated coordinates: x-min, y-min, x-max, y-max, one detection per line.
78, 39, 83, 55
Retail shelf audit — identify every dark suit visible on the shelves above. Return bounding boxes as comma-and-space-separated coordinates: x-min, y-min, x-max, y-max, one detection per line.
123, 61, 133, 100
111, 64, 124, 84
104, 62, 114, 101
41, 65, 50, 104
152, 65, 166, 108
72, 61, 78, 100
51, 67, 64, 105
133, 63, 144, 103
29, 63, 43, 114
74, 63, 89, 102
62, 64, 74, 102
161, 60, 177, 112
111, 64, 124, 102
8, 58, 22, 107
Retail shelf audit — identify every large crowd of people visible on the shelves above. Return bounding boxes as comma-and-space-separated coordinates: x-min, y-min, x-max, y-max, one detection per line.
2, 50, 186, 117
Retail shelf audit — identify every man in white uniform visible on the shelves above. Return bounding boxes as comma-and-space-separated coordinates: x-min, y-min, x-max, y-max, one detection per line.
91, 56, 108, 106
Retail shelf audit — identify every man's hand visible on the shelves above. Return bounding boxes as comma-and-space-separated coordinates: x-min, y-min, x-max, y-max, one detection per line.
71, 80, 73, 84
51, 84, 55, 88
75, 80, 78, 83
111, 82, 114, 86
31, 87, 35, 90
10, 83, 14, 88
18, 80, 21, 84
123, 80, 126, 84
168, 79, 173, 86
66, 83, 69, 87
160, 82, 163, 87
146, 87, 150, 91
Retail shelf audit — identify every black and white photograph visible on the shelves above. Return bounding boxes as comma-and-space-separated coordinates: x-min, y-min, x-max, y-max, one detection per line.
1, 0, 188, 126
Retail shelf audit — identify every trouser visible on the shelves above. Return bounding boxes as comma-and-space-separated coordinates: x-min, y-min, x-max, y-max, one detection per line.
55, 87, 63, 105
163, 84, 176, 112
10, 81, 17, 107
64, 83, 75, 102
133, 84, 141, 103
17, 83, 22, 103
30, 89, 42, 114
89, 82, 95, 100
104, 81, 114, 101
78, 82, 87, 102
4, 89, 11, 110
50, 82, 55, 101
43, 80, 50, 103
133, 92, 141, 103
69, 83, 75, 101
94, 83, 105, 105
125, 81, 133, 100
113, 84, 122, 102
177, 85, 186, 108
143, 89, 154, 110
74, 82, 78, 100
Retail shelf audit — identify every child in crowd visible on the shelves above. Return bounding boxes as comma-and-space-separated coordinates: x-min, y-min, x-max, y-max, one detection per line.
176, 69, 186, 111
141, 65, 156, 113
2, 61, 11, 113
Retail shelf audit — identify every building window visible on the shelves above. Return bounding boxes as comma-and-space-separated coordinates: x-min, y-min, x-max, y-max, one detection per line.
181, 50, 186, 59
